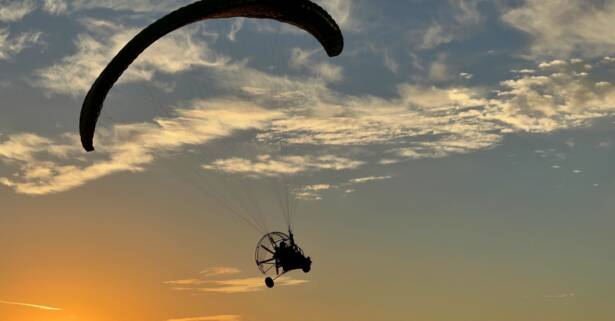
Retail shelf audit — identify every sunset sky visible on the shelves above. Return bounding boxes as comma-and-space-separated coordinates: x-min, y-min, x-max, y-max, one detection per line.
1, 0, 615, 320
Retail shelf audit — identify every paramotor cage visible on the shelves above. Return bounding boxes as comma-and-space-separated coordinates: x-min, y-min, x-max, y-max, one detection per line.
255, 232, 291, 275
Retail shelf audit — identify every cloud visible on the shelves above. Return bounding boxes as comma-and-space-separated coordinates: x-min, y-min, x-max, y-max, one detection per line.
295, 176, 392, 200
201, 267, 241, 277
227, 18, 244, 42
5, 34, 615, 197
35, 18, 228, 95
303, 184, 332, 191
168, 315, 240, 321
314, 0, 356, 31
597, 139, 611, 150
512, 69, 536, 74
0, 300, 62, 311
0, 29, 42, 61
382, 49, 400, 74
0, 0, 191, 17
502, 0, 615, 59
163, 279, 206, 286
256, 83, 492, 146
0, 133, 56, 162
544, 293, 576, 299
0, 100, 281, 195
451, 0, 482, 25
65, 0, 193, 13
418, 0, 483, 50
193, 277, 308, 294
349, 176, 392, 184
0, 1, 37, 22
487, 60, 615, 133
165, 269, 307, 294
459, 72, 473, 80
420, 23, 455, 50
203, 154, 363, 177
295, 184, 334, 200
43, 0, 68, 15
289, 47, 343, 82
596, 81, 611, 88
0, 0, 70, 18
165, 267, 241, 286
538, 60, 567, 69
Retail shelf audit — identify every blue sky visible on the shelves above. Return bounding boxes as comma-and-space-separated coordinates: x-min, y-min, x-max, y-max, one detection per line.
1, 1, 614, 321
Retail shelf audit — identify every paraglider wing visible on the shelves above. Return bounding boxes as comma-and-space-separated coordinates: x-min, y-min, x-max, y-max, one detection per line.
79, 0, 345, 152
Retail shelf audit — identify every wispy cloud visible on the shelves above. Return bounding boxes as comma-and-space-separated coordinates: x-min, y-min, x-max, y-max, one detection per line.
296, 175, 393, 200
163, 279, 206, 286
314, 0, 357, 31
289, 47, 343, 82
193, 277, 308, 294
35, 18, 228, 95
63, 0, 193, 14
0, 29, 42, 61
0, 101, 281, 195
201, 267, 242, 277
0, 0, 42, 62
502, 0, 615, 59
544, 293, 576, 299
204, 154, 363, 177
417, 0, 483, 50
0, 300, 62, 311
0, 1, 37, 22
165, 268, 307, 294
295, 184, 334, 200
349, 176, 392, 184
0, 0, 192, 17
227, 18, 244, 42
42, 0, 68, 15
488, 59, 615, 133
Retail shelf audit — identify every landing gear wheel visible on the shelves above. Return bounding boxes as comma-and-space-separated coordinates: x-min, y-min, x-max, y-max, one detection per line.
265, 277, 275, 288
302, 265, 311, 273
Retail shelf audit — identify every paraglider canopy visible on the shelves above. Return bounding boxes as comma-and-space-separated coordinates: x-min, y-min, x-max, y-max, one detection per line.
79, 0, 345, 152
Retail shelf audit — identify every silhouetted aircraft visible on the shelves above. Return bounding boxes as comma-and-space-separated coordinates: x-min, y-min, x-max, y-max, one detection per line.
256, 230, 311, 288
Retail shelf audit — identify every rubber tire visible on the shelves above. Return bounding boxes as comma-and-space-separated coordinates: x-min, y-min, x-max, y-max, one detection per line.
302, 265, 311, 273
265, 277, 275, 288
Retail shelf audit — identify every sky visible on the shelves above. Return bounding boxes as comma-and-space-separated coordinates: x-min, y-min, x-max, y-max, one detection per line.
1, 0, 615, 320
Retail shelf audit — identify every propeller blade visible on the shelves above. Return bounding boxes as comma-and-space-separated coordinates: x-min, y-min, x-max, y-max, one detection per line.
257, 258, 276, 265
261, 245, 275, 255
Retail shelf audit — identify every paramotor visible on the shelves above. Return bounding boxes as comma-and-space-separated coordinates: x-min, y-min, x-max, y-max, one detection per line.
255, 229, 311, 288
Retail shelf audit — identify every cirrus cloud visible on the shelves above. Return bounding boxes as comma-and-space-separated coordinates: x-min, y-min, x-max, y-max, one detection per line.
0, 100, 281, 195
0, 300, 62, 311
35, 18, 229, 95
203, 154, 364, 177
0, 1, 37, 22
0, 29, 42, 61
502, 0, 615, 59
